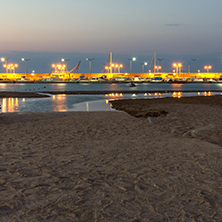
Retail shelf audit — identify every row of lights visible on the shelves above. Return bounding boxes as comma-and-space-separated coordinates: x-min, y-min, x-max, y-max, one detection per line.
105, 64, 123, 73
173, 62, 212, 73
0, 56, 214, 74
1, 57, 31, 74
3, 63, 19, 73
52, 64, 66, 72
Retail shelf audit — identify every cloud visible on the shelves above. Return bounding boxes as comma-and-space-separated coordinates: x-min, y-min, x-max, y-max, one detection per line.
165, 23, 182, 27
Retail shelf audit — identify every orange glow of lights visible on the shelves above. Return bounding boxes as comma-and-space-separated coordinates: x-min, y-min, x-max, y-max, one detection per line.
204, 65, 212, 70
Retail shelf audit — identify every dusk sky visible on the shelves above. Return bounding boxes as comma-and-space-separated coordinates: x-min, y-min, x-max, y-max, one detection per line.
1, 0, 222, 73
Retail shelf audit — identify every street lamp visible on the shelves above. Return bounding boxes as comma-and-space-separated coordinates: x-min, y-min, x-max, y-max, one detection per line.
105, 66, 109, 73
21, 58, 31, 75
86, 58, 95, 77
173, 63, 182, 74
141, 62, 148, 73
127, 57, 136, 73
12, 64, 18, 73
61, 58, 70, 72
52, 64, 57, 73
155, 65, 161, 73
204, 65, 212, 73
190, 58, 198, 73
1, 57, 10, 74
115, 64, 119, 73
118, 64, 123, 73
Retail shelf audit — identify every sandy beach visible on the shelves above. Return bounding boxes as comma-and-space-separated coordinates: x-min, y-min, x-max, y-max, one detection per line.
1, 96, 222, 221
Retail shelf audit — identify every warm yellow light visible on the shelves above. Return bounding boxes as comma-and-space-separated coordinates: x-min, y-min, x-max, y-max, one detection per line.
115, 64, 118, 68
120, 64, 123, 68
105, 66, 108, 69
52, 64, 55, 68
173, 63, 177, 67
112, 64, 114, 67
1, 57, 5, 62
178, 63, 182, 67
204, 66, 207, 69
209, 66, 212, 69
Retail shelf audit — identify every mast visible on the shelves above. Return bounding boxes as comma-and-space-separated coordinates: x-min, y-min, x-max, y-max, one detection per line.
154, 50, 156, 75
110, 52, 112, 74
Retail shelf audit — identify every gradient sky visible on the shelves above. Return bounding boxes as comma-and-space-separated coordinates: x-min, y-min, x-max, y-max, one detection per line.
1, 0, 222, 73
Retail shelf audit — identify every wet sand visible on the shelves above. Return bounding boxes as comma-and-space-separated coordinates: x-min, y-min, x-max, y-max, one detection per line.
0, 96, 222, 221
0, 92, 50, 98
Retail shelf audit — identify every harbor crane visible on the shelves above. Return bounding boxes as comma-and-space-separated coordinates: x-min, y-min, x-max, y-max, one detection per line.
67, 61, 81, 80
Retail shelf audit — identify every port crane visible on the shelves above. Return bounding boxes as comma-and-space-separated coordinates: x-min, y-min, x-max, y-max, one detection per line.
67, 61, 81, 80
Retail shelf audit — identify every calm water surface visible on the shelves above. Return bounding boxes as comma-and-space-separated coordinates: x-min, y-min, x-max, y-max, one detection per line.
1, 83, 222, 112
1, 91, 222, 113
1, 82, 222, 92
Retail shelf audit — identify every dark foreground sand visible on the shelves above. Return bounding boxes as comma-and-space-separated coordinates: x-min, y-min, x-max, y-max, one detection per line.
0, 96, 222, 221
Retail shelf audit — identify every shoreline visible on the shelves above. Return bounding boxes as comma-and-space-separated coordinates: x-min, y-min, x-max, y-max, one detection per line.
0, 90, 222, 98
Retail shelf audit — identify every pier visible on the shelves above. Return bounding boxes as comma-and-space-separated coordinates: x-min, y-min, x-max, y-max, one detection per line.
0, 72, 221, 82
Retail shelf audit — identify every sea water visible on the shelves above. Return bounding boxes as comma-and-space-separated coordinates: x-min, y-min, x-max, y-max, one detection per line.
1, 91, 222, 113
0, 82, 222, 92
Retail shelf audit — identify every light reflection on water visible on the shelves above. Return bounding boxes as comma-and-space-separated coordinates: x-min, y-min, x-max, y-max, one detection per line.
0, 92, 222, 113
